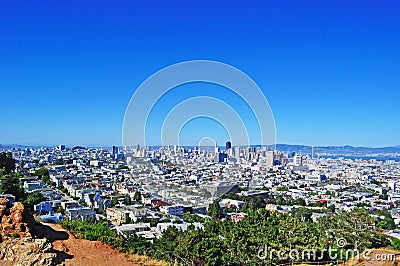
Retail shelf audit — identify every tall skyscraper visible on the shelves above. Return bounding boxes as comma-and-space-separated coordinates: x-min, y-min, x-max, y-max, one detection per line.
311, 146, 315, 159
214, 143, 219, 154
265, 150, 274, 168
293, 154, 302, 166
112, 145, 117, 155
225, 141, 232, 150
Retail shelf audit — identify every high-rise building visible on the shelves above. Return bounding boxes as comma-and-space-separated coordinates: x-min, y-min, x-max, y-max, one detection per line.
214, 143, 219, 154
225, 141, 232, 150
58, 145, 65, 151
112, 146, 118, 155
293, 154, 302, 166
215, 152, 227, 163
311, 146, 315, 159
265, 151, 274, 168
234, 146, 241, 160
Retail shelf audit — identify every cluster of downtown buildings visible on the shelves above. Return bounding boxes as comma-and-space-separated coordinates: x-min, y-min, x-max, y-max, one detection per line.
2, 143, 400, 241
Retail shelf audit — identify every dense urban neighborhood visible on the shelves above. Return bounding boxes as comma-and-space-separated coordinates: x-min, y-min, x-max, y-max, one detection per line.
1, 144, 400, 264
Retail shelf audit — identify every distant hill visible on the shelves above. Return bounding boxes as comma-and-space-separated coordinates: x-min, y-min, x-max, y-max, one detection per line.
276, 144, 400, 156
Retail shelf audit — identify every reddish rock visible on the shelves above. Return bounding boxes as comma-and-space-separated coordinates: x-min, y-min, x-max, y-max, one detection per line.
0, 201, 57, 265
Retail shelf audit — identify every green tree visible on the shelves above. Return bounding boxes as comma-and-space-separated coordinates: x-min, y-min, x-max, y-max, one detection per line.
276, 195, 285, 205
0, 152, 15, 174
111, 197, 119, 207
243, 195, 266, 211
133, 191, 142, 203
379, 194, 389, 200
393, 239, 400, 250
294, 198, 306, 206
0, 174, 26, 201
326, 204, 336, 213
207, 200, 223, 219
24, 192, 46, 209
124, 194, 132, 205
277, 186, 289, 191
377, 217, 396, 230
291, 207, 313, 222
33, 167, 52, 185
33, 167, 49, 177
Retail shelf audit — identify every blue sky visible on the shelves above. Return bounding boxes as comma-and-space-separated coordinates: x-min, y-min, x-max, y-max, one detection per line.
1, 1, 399, 147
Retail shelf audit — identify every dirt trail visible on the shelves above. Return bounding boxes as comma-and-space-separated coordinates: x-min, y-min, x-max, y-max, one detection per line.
37, 223, 166, 266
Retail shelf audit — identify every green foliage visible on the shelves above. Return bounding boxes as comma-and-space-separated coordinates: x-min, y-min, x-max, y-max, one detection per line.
182, 212, 206, 223
0, 153, 26, 201
0, 173, 26, 201
291, 207, 313, 222
207, 200, 223, 219
221, 192, 241, 201
61, 208, 393, 265
379, 194, 389, 200
150, 208, 392, 265
136, 217, 159, 227
242, 195, 266, 211
33, 167, 52, 185
294, 198, 306, 206
0, 152, 15, 174
317, 208, 391, 252
133, 191, 142, 203
124, 194, 131, 205
276, 195, 285, 205
59, 186, 68, 194
24, 192, 46, 209
61, 219, 150, 254
33, 167, 49, 177
378, 217, 396, 230
111, 196, 119, 207
373, 209, 397, 230
276, 186, 289, 191
326, 204, 336, 213
393, 239, 400, 250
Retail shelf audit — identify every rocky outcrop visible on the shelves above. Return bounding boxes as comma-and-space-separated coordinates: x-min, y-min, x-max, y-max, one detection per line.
0, 201, 31, 240
0, 237, 56, 266
0, 199, 57, 266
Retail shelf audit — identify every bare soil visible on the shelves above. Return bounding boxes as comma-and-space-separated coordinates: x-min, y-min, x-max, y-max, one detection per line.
36, 222, 167, 266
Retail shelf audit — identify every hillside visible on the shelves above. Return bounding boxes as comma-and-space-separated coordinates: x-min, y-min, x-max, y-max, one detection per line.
0, 199, 166, 266
37, 222, 168, 266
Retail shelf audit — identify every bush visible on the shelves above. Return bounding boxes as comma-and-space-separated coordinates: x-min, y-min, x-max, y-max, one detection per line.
60, 219, 149, 253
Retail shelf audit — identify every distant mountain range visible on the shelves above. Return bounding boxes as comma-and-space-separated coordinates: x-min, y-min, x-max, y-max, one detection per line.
276, 144, 400, 157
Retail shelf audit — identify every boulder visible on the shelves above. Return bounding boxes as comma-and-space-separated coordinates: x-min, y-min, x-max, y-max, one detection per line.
0, 200, 57, 265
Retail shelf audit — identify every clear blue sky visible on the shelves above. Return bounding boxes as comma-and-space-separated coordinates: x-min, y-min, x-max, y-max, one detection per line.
1, 0, 399, 147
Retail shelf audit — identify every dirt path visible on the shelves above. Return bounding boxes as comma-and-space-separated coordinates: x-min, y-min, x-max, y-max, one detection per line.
37, 223, 166, 266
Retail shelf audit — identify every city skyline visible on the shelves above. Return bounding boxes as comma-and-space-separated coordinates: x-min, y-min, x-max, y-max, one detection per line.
1, 1, 399, 147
